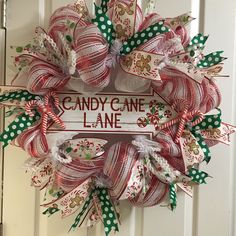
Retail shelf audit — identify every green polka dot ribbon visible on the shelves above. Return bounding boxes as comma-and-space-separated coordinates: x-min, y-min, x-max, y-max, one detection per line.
191, 109, 222, 163
70, 190, 94, 231
100, 0, 110, 13
96, 188, 119, 236
43, 206, 60, 217
197, 51, 226, 68
0, 112, 41, 148
92, 4, 116, 46
187, 34, 208, 54
169, 184, 177, 211
120, 21, 169, 55
188, 168, 209, 184
191, 129, 211, 163
0, 89, 40, 103
70, 188, 119, 235
195, 109, 222, 130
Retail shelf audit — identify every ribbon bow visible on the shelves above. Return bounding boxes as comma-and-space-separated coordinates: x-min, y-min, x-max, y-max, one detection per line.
13, 0, 226, 96
160, 99, 204, 143
25, 91, 65, 135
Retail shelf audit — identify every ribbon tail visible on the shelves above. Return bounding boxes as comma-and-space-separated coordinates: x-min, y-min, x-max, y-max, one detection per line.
42, 206, 60, 217
169, 184, 177, 211
96, 188, 119, 236
188, 168, 209, 184
69, 190, 95, 232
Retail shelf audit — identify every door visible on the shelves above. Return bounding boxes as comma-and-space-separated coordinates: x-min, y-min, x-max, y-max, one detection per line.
2, 0, 236, 236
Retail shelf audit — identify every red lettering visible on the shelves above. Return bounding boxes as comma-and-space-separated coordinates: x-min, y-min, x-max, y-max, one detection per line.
91, 97, 99, 111
99, 97, 107, 111
73, 97, 82, 110
114, 113, 121, 128
139, 98, 145, 112
111, 98, 120, 111
82, 97, 90, 110
104, 113, 113, 128
83, 113, 91, 128
62, 97, 73, 110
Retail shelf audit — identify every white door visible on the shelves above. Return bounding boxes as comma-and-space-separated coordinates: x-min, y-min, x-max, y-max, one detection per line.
2, 0, 236, 236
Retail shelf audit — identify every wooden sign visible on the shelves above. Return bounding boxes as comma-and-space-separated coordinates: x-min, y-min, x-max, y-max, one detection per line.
50, 90, 176, 136
0, 86, 176, 136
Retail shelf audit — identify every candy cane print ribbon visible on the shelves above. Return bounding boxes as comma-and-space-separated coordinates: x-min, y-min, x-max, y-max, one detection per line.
42, 179, 92, 218
30, 158, 54, 190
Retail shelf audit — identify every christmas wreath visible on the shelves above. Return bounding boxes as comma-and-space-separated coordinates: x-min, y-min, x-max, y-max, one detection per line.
0, 0, 235, 235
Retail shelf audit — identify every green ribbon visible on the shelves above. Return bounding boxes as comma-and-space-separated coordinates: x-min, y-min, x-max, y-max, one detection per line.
92, 4, 116, 46
187, 33, 208, 57
70, 190, 94, 231
43, 206, 60, 217
120, 21, 169, 55
92, 6, 169, 55
100, 0, 110, 13
0, 112, 41, 148
191, 128, 211, 163
188, 168, 209, 184
96, 188, 119, 236
197, 51, 226, 68
191, 109, 222, 163
0, 90, 42, 148
70, 188, 119, 236
194, 109, 222, 130
0, 89, 40, 103
169, 184, 177, 211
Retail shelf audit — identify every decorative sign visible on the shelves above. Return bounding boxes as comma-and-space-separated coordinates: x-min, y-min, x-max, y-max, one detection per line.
50, 90, 176, 136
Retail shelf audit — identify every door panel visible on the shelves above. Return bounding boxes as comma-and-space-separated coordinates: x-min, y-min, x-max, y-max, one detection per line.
196, 1, 236, 236
2, 1, 236, 236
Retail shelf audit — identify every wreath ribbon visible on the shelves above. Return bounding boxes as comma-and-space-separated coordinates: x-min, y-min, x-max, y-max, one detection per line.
92, 2, 169, 82
191, 109, 222, 163
92, 1, 214, 84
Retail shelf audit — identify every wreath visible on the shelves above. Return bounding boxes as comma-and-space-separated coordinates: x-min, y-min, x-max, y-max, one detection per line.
0, 0, 235, 235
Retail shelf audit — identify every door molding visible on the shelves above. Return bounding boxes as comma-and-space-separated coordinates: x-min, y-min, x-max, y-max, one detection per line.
0, 0, 7, 231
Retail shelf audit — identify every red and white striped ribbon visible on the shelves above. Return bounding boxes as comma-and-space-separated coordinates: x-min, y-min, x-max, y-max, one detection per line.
55, 142, 169, 207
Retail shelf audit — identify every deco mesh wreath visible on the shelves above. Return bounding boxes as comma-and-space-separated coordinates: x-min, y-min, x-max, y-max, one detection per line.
0, 0, 235, 235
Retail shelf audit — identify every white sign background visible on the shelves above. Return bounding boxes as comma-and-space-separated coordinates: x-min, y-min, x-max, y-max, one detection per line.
49, 90, 175, 136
